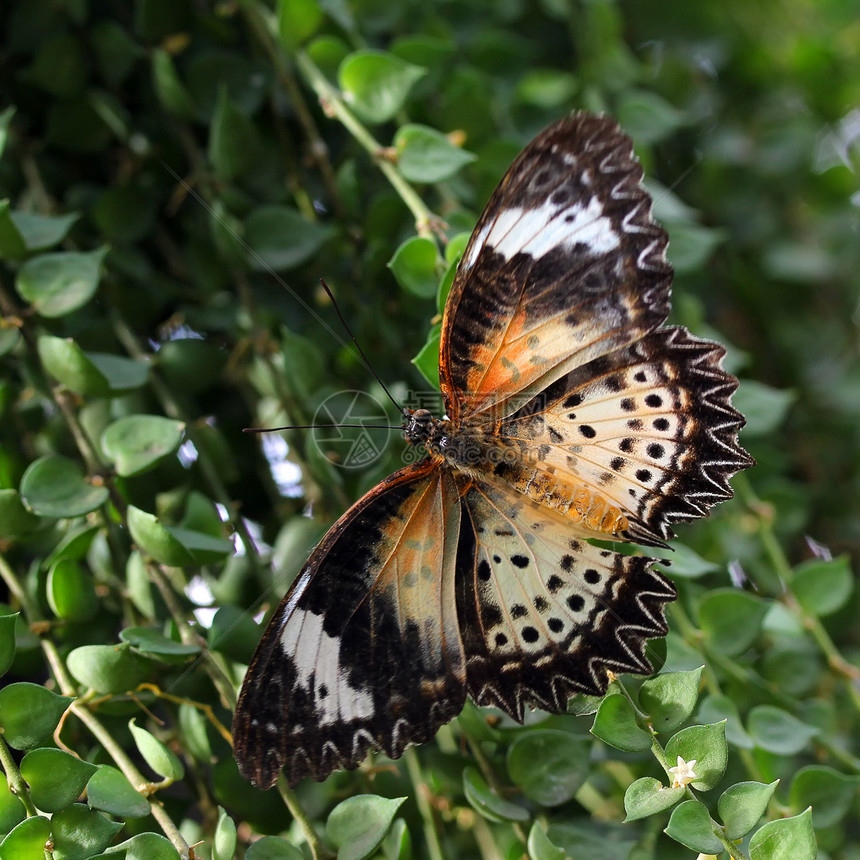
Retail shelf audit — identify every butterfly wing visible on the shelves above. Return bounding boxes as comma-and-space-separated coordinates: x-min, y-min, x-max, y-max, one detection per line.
440, 113, 672, 421
233, 458, 465, 789
455, 478, 675, 717
498, 326, 754, 545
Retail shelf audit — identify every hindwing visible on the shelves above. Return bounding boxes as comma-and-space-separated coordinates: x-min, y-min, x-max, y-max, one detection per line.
455, 478, 676, 717
498, 326, 754, 544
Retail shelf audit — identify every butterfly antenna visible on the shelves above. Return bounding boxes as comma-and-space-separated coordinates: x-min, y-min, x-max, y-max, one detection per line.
243, 423, 401, 433
319, 278, 403, 413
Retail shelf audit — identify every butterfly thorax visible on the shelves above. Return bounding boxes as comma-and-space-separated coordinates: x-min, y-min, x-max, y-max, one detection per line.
403, 408, 629, 537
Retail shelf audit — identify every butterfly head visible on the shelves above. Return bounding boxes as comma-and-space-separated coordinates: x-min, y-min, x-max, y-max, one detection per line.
403, 408, 436, 446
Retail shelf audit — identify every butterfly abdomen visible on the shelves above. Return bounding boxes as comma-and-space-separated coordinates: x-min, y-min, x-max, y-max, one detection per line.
492, 457, 630, 535
407, 410, 630, 537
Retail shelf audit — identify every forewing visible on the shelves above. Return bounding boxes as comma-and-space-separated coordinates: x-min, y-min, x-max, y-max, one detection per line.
233, 459, 465, 789
498, 326, 754, 544
455, 478, 675, 719
440, 113, 671, 422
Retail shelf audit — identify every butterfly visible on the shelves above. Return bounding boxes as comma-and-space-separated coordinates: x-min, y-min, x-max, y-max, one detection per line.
232, 112, 753, 789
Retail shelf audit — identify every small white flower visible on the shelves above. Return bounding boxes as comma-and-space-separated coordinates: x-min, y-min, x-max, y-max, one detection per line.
668, 755, 698, 787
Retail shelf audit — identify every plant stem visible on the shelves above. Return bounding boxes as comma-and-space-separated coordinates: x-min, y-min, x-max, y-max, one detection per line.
0, 734, 39, 817
295, 50, 440, 236
39, 638, 192, 858
276, 775, 331, 860
404, 748, 445, 860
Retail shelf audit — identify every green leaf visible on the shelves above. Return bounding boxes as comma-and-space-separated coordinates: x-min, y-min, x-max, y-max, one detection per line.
20, 454, 109, 518
277, 0, 324, 48
623, 777, 685, 822
747, 705, 819, 755
338, 50, 426, 123
0, 816, 52, 857
696, 694, 754, 749
615, 90, 687, 144
393, 124, 476, 183
47, 558, 99, 622
151, 49, 197, 119
51, 804, 124, 858
213, 808, 237, 860
20, 748, 98, 813
0, 489, 42, 538
388, 236, 441, 297
92, 185, 155, 243
526, 822, 566, 860
165, 526, 233, 564
732, 380, 795, 436
126, 551, 156, 618
515, 69, 578, 109
0, 613, 18, 679
0, 200, 27, 259
444, 231, 470, 266
544, 822, 636, 860
506, 729, 591, 806
209, 199, 248, 267
279, 326, 325, 400
0, 682, 74, 750
590, 693, 652, 752
411, 321, 441, 388
11, 211, 80, 252
37, 336, 148, 397
436, 258, 457, 314
87, 766, 150, 818
37, 335, 110, 396
101, 415, 185, 477
697, 589, 769, 657
99, 832, 181, 859
789, 765, 860, 828
207, 605, 264, 664
209, 85, 260, 181
178, 492, 224, 538
245, 836, 305, 860
0, 106, 14, 160
129, 719, 185, 782
639, 667, 703, 734
664, 722, 728, 791
664, 800, 723, 855
462, 767, 529, 823
664, 221, 726, 274
87, 352, 150, 392
178, 703, 212, 762
758, 641, 821, 698
382, 818, 411, 860
16, 247, 108, 317
120, 627, 201, 660
66, 643, 149, 694
0, 326, 20, 357
156, 338, 227, 394
718, 780, 779, 840
654, 542, 719, 578
791, 556, 853, 617
749, 808, 817, 860
326, 795, 406, 860
456, 700, 502, 743
0, 774, 26, 834
245, 205, 335, 272
44, 524, 100, 568
127, 505, 194, 566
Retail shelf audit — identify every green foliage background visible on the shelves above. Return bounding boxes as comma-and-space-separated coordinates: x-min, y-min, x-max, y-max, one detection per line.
0, 0, 858, 858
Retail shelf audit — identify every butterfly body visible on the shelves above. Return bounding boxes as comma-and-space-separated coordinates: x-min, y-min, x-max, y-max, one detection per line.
233, 113, 753, 790
405, 406, 629, 538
